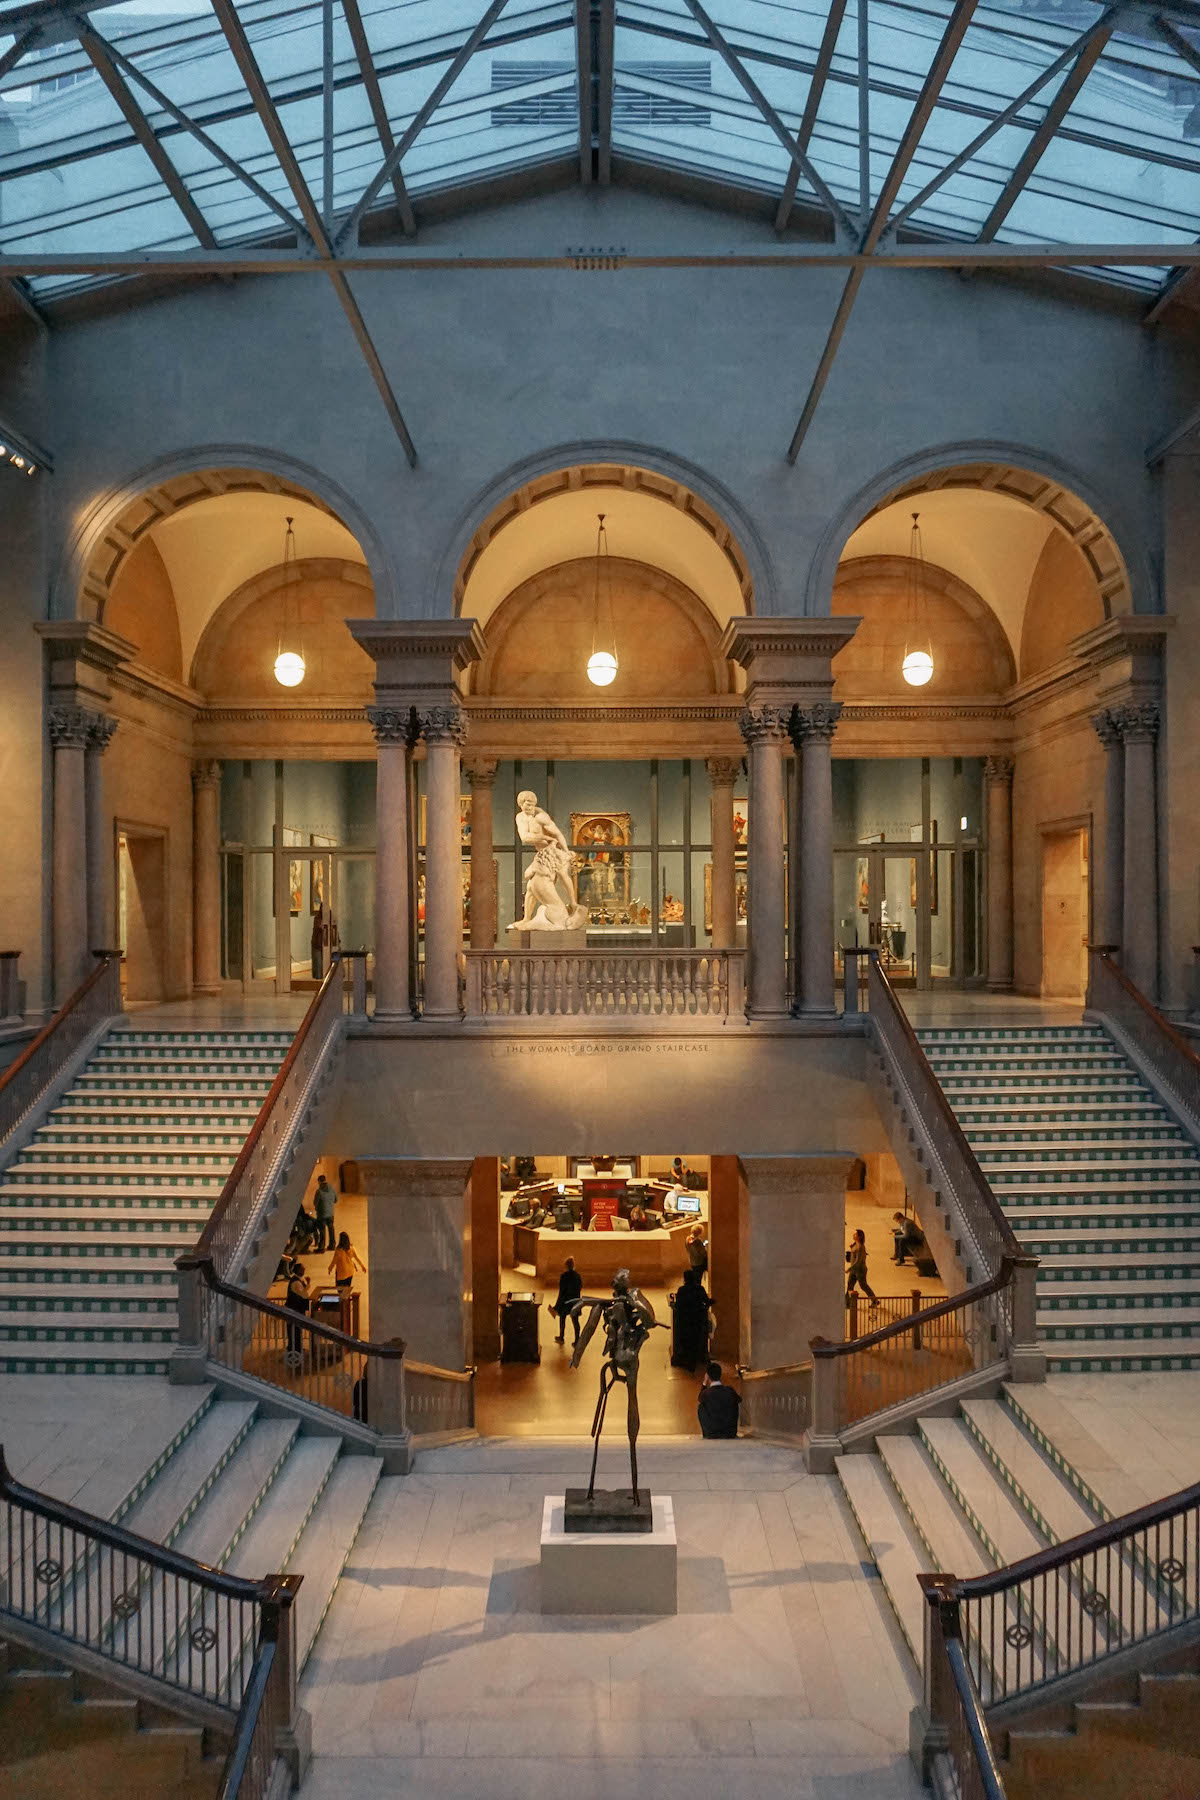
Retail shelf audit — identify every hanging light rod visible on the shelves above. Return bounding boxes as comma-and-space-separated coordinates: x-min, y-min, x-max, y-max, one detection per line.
586, 511, 618, 688
273, 515, 305, 688
901, 511, 934, 688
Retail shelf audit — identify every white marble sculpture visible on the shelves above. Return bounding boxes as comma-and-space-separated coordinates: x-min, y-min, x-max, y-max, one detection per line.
509, 790, 588, 932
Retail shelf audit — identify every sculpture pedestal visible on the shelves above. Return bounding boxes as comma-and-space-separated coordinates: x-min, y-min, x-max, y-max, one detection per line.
510, 928, 588, 952
540, 1494, 677, 1614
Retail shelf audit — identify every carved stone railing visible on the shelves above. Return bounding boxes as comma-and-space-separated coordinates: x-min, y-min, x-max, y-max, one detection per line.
463, 948, 745, 1019
189, 955, 351, 1286
405, 1360, 477, 1437
737, 1361, 811, 1445
0, 1444, 303, 1789
1088, 945, 1200, 1134
0, 950, 121, 1147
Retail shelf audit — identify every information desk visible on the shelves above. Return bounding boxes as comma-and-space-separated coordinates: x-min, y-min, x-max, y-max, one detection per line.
501, 1219, 699, 1287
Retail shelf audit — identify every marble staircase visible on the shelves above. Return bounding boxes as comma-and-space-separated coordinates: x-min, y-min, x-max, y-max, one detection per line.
917, 1023, 1200, 1371
0, 1025, 294, 1374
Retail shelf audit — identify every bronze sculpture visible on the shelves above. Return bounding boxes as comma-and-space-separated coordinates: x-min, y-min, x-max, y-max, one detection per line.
566, 1270, 663, 1531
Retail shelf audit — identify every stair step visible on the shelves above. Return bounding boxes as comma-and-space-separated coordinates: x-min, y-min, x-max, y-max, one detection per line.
974, 1139, 1190, 1156
1023, 1231, 1200, 1255
0, 1226, 197, 1250
0, 1287, 176, 1311
0, 1343, 171, 1372
1046, 1341, 1200, 1369
0, 1309, 179, 1341
917, 1417, 1045, 1566
120, 1401, 259, 1547
876, 1435, 992, 1577
834, 1454, 928, 1662
1036, 1253, 1200, 1277
0, 1256, 177, 1281
1038, 1305, 1200, 1336
288, 1455, 384, 1669
959, 1399, 1097, 1545
36, 1126, 247, 1143
1038, 1280, 1200, 1308
0, 1183, 222, 1202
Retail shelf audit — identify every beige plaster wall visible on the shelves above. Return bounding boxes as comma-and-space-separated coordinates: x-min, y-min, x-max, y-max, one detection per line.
1012, 707, 1101, 996
105, 682, 196, 999
832, 557, 1015, 700
104, 538, 183, 682
191, 562, 374, 700
1020, 532, 1105, 680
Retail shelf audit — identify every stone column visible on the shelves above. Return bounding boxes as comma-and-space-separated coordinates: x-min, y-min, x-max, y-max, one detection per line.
1118, 703, 1160, 998
793, 702, 842, 1018
739, 709, 790, 1018
984, 755, 1014, 991
420, 706, 468, 1021
708, 1154, 748, 1365
706, 758, 740, 951
1090, 709, 1124, 950
84, 714, 117, 955
366, 707, 413, 1022
49, 706, 93, 1003
361, 1158, 473, 1368
742, 1155, 851, 1368
466, 759, 498, 951
191, 759, 222, 995
470, 1154, 501, 1361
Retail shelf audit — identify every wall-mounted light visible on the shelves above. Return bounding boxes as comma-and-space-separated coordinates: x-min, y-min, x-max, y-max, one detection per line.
273, 515, 305, 688
0, 415, 52, 480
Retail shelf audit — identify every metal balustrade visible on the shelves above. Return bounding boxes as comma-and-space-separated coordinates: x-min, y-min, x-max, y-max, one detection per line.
0, 951, 121, 1147
462, 948, 745, 1019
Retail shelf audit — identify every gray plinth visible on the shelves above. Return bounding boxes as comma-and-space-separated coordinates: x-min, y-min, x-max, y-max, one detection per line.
509, 927, 588, 951
540, 1494, 677, 1614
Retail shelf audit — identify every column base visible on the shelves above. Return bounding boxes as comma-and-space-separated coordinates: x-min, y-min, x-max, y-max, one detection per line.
795, 1003, 839, 1021
377, 1430, 414, 1475
985, 978, 1014, 993
1008, 1343, 1047, 1383
746, 1004, 792, 1022
421, 1006, 462, 1024
804, 1432, 841, 1475
371, 1006, 415, 1025
192, 983, 221, 998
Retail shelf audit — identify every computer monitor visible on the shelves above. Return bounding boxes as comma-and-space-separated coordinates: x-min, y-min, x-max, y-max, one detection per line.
674, 1192, 701, 1216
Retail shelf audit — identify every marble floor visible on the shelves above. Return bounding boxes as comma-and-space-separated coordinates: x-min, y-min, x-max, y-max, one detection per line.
898, 990, 1085, 1028
298, 1437, 925, 1800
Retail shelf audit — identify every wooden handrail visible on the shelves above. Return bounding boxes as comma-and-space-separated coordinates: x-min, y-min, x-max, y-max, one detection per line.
0, 951, 116, 1099
178, 1252, 406, 1360
811, 1258, 1014, 1360
1089, 946, 1200, 1072
406, 1359, 476, 1383
737, 1360, 811, 1382
0, 1442, 268, 1603
193, 956, 344, 1259
951, 1473, 1200, 1602
869, 956, 1022, 1259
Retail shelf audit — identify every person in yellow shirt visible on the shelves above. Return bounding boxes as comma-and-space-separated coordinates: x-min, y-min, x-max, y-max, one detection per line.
328, 1231, 366, 1293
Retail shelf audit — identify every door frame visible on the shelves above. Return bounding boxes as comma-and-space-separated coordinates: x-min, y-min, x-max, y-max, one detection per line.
1038, 813, 1093, 1000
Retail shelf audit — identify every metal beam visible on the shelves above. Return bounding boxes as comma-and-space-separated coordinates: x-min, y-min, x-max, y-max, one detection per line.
0, 26, 40, 82
1147, 397, 1200, 463
208, 0, 417, 465
1144, 262, 1200, 324
974, 27, 1112, 245
857, 0, 870, 222
0, 276, 49, 329
341, 0, 417, 234
786, 0, 981, 460
77, 22, 218, 248
6, 239, 1200, 278
775, 0, 848, 233
574, 0, 593, 184
885, 12, 1117, 237
596, 0, 614, 185
322, 0, 334, 228
682, 0, 857, 240
337, 0, 513, 247
91, 29, 307, 240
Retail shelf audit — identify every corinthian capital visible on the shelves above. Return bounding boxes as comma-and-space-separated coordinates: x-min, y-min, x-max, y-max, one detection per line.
705, 757, 742, 787
465, 757, 498, 789
738, 705, 789, 748
1114, 702, 1160, 744
418, 705, 468, 748
48, 705, 97, 751
191, 758, 221, 791
791, 701, 843, 745
983, 754, 1014, 786
366, 705, 415, 746
1090, 708, 1121, 750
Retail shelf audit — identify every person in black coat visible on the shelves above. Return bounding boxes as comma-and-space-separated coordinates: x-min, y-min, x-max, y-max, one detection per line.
671, 1265, 713, 1371
697, 1361, 740, 1438
553, 1257, 583, 1344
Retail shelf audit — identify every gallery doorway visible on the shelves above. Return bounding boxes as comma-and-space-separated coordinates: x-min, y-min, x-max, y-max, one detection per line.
1041, 825, 1090, 1001
117, 828, 168, 1002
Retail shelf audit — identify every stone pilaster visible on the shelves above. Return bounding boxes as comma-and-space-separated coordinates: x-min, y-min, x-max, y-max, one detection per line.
419, 706, 469, 1022
84, 713, 118, 956
742, 1154, 853, 1368
1116, 702, 1159, 998
48, 706, 95, 1003
739, 706, 790, 1019
465, 759, 498, 951
792, 701, 843, 1017
367, 706, 415, 1022
705, 757, 741, 951
191, 759, 222, 995
983, 754, 1014, 991
1090, 709, 1124, 952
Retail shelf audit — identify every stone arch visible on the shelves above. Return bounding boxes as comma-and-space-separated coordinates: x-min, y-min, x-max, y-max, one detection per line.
53, 444, 398, 624
437, 440, 775, 618
806, 442, 1144, 623
833, 556, 1017, 699
190, 557, 375, 700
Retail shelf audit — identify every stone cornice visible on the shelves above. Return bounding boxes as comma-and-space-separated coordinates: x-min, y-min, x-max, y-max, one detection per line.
1070, 614, 1174, 667
464, 699, 742, 723
347, 619, 486, 672
720, 618, 861, 665
840, 701, 1007, 722
34, 620, 138, 674
111, 659, 203, 718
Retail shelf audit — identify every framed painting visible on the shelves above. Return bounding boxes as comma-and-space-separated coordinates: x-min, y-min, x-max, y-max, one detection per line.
309, 832, 335, 913
857, 856, 869, 914
908, 822, 939, 915
733, 796, 749, 848
571, 812, 632, 914
282, 826, 303, 917
419, 793, 472, 849
705, 861, 749, 931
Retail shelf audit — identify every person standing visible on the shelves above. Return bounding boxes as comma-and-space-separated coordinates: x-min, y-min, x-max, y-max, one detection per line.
846, 1227, 878, 1308
283, 1258, 311, 1360
698, 1361, 740, 1438
312, 1173, 338, 1252
686, 1223, 709, 1274
328, 1231, 366, 1294
671, 1266, 713, 1372
553, 1256, 583, 1344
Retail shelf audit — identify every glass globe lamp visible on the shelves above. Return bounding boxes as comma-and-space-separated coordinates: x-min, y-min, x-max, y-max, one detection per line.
586, 649, 618, 687
274, 649, 306, 688
901, 649, 934, 687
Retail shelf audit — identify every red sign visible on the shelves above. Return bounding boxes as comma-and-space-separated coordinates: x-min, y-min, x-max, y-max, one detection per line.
582, 1177, 625, 1229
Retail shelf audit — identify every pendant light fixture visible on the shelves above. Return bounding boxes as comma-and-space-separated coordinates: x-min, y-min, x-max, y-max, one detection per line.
586, 511, 618, 687
273, 514, 306, 688
901, 511, 934, 688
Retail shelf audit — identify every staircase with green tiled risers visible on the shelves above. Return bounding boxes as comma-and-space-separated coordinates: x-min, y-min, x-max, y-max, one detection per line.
916, 1023, 1200, 1372
0, 1025, 294, 1375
